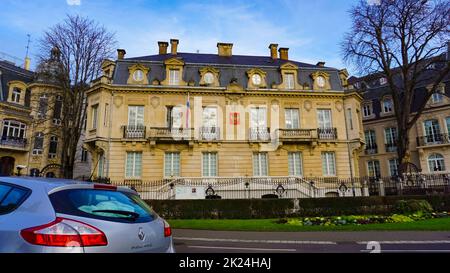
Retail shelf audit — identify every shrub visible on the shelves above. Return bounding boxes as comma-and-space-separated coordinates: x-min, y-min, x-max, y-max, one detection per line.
394, 199, 433, 214
389, 214, 414, 223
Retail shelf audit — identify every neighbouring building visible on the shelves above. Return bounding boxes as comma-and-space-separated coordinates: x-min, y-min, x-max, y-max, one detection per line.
0, 48, 91, 178
351, 48, 450, 178
84, 39, 364, 184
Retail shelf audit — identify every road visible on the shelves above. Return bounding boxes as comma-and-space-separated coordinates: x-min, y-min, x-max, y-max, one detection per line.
173, 229, 450, 253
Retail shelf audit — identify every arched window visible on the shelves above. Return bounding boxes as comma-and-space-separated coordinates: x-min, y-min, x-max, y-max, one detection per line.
48, 136, 58, 158
428, 154, 445, 172
33, 132, 44, 155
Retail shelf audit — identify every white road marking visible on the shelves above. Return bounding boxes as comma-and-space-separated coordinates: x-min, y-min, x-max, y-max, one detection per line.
174, 237, 336, 245
358, 240, 450, 244
361, 250, 450, 253
188, 245, 297, 252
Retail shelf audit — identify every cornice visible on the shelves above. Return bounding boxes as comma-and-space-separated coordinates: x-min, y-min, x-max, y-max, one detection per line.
87, 83, 347, 99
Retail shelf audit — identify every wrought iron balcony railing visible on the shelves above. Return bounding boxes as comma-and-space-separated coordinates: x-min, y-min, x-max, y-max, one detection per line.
249, 127, 270, 141
277, 128, 316, 142
149, 127, 194, 141
122, 125, 146, 139
417, 134, 450, 146
364, 143, 378, 155
385, 143, 397, 153
0, 136, 27, 149
317, 128, 337, 140
200, 127, 220, 140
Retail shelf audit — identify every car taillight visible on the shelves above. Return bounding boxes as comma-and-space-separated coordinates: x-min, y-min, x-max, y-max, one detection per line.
21, 217, 108, 247
164, 220, 172, 237
94, 184, 117, 191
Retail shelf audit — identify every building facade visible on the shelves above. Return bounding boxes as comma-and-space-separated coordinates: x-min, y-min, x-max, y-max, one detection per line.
352, 52, 450, 178
0, 49, 91, 178
85, 40, 364, 182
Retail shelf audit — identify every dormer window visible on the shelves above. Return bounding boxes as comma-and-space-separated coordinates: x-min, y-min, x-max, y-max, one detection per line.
382, 98, 393, 113
11, 88, 21, 103
431, 93, 443, 104
362, 103, 372, 117
286, 73, 295, 90
169, 69, 180, 85
379, 77, 387, 85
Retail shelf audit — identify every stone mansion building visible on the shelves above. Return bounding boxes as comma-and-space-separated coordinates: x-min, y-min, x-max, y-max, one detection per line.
84, 40, 364, 182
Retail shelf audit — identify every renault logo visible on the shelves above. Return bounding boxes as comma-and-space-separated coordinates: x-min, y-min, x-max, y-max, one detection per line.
138, 227, 146, 241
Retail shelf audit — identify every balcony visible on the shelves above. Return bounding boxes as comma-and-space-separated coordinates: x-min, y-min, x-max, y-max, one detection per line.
417, 134, 450, 147
385, 143, 397, 153
365, 144, 378, 155
149, 127, 194, 142
122, 125, 146, 139
317, 128, 338, 140
277, 129, 316, 143
200, 127, 220, 141
0, 136, 28, 150
249, 127, 270, 142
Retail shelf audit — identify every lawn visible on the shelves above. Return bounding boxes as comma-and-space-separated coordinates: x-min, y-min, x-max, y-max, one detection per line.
167, 217, 450, 232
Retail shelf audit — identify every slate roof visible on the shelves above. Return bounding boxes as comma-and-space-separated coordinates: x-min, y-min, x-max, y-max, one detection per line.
350, 53, 450, 121
0, 60, 34, 103
113, 52, 344, 91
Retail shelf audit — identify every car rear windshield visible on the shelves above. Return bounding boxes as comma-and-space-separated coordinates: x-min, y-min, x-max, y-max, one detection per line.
0, 182, 31, 215
49, 189, 157, 223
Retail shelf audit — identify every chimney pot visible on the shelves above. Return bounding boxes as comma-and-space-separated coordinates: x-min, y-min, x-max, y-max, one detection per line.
217, 42, 233, 57
269, 44, 278, 60
170, 39, 179, 55
279, 47, 289, 60
316, 61, 325, 67
117, 49, 126, 60
158, 41, 169, 55
24, 57, 31, 71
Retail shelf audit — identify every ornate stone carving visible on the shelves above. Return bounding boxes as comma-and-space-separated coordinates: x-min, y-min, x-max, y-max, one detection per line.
335, 101, 343, 112
150, 96, 160, 108
304, 100, 312, 112
113, 96, 123, 108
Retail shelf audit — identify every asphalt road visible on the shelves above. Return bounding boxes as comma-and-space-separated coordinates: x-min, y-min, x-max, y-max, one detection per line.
172, 229, 450, 253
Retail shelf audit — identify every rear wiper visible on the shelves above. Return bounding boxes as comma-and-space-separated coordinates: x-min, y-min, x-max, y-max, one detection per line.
92, 210, 140, 220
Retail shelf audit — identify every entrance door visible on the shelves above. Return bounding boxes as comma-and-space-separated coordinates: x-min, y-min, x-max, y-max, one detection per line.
0, 157, 15, 176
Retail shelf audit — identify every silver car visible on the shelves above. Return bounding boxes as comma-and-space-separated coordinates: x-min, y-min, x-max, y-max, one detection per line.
0, 177, 175, 253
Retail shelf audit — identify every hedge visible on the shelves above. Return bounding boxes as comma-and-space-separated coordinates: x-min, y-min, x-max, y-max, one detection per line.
145, 195, 450, 219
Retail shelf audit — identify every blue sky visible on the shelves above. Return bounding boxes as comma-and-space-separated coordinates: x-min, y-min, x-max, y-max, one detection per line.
0, 0, 360, 74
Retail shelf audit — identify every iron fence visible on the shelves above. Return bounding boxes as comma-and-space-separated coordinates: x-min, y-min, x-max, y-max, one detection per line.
94, 174, 450, 200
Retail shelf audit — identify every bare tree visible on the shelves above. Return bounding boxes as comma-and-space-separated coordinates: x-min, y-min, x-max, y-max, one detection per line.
342, 0, 450, 169
37, 14, 116, 178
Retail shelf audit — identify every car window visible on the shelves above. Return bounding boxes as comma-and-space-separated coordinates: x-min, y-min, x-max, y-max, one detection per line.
49, 189, 156, 223
0, 183, 31, 215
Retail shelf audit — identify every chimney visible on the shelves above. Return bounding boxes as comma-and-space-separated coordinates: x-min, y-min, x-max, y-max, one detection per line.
170, 39, 179, 55
217, 42, 233, 57
269, 44, 278, 60
117, 49, 126, 60
24, 57, 31, 71
158, 41, 169, 55
316, 61, 325, 67
447, 41, 450, 60
279, 47, 289, 60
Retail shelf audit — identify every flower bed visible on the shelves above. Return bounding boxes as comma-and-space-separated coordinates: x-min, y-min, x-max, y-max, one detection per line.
276, 211, 449, 227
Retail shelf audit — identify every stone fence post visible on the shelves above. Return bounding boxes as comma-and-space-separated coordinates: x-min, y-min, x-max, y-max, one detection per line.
378, 178, 385, 196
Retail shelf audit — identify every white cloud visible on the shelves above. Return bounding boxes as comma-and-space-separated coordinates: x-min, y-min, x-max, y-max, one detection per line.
66, 0, 81, 6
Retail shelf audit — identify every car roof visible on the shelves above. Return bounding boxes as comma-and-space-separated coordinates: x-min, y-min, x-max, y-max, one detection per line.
0, 176, 95, 191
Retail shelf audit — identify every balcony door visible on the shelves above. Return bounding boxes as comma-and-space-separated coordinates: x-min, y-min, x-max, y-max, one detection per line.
285, 109, 300, 129
424, 119, 441, 143
127, 106, 145, 138
202, 107, 218, 140
166, 106, 183, 129
128, 106, 144, 127
250, 107, 268, 140
317, 109, 333, 138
